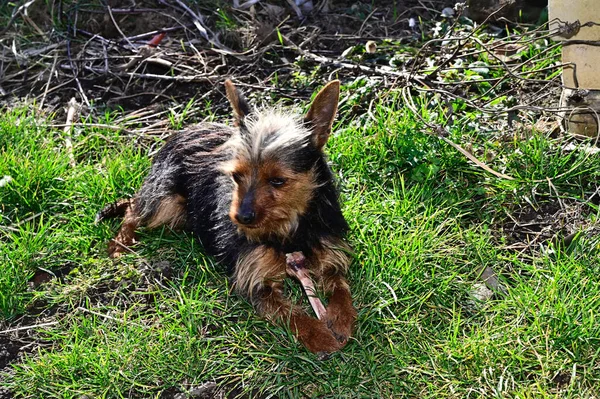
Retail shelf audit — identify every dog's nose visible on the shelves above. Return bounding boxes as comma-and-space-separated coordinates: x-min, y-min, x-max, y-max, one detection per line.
236, 211, 256, 225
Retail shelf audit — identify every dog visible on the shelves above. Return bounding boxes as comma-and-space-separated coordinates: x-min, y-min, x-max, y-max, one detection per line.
97, 80, 357, 354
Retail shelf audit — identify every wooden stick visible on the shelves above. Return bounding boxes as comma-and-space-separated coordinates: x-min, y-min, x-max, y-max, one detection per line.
286, 252, 326, 320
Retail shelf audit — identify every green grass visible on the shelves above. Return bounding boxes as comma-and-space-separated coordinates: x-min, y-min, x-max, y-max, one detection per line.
2, 86, 600, 398
1, 5, 600, 396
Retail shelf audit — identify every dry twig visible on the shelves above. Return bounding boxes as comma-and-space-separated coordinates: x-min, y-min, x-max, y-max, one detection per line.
63, 98, 80, 167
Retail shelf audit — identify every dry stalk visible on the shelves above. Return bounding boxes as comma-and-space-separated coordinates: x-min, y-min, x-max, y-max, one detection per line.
63, 98, 80, 167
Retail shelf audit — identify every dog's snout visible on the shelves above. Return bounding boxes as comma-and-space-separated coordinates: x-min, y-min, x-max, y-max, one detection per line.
236, 190, 256, 225
236, 210, 256, 225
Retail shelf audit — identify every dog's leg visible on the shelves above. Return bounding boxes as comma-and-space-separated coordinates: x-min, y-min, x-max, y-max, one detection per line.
253, 282, 341, 354
315, 239, 357, 347
102, 193, 186, 258
236, 246, 340, 354
107, 199, 140, 258
95, 199, 132, 223
322, 276, 356, 347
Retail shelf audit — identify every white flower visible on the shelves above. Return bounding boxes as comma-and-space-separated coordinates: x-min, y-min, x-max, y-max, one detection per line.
0, 175, 13, 187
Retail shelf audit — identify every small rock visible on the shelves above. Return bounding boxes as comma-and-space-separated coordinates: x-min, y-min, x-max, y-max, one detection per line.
480, 265, 506, 294
471, 283, 494, 302
468, 61, 490, 74
153, 261, 172, 278
441, 7, 455, 18
295, 0, 313, 13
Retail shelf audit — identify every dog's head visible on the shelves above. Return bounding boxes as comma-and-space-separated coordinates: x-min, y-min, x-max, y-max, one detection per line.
221, 79, 340, 241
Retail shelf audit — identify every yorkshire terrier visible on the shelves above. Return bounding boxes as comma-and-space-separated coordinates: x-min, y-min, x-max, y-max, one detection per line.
97, 80, 357, 354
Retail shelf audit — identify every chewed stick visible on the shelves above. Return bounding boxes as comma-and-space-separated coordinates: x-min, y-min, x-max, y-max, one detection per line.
285, 251, 326, 320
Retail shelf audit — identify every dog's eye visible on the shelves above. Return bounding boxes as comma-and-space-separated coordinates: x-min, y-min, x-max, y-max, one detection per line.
269, 178, 286, 187
231, 172, 243, 184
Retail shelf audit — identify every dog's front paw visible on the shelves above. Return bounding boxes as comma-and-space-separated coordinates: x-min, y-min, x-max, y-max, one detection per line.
323, 296, 357, 347
108, 240, 122, 258
294, 314, 341, 354
107, 238, 134, 258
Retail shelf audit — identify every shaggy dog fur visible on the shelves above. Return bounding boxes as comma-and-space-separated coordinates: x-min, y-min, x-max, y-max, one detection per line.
97, 80, 356, 353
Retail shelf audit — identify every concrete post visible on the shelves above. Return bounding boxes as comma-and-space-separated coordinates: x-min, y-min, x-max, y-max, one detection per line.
549, 0, 600, 137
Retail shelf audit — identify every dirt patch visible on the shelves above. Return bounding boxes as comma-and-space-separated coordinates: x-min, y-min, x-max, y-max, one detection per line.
500, 198, 599, 253
29, 263, 75, 289
0, 333, 41, 399
67, 0, 187, 39
0, 336, 24, 371
551, 371, 572, 389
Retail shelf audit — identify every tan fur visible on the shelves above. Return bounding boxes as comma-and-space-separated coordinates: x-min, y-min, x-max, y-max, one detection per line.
234, 236, 355, 350
103, 80, 356, 354
234, 245, 286, 296
108, 201, 140, 258
312, 237, 352, 293
321, 282, 356, 346
305, 80, 340, 150
224, 79, 249, 125
226, 158, 317, 241
146, 194, 187, 229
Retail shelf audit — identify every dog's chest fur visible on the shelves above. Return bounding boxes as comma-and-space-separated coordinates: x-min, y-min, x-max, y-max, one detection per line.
135, 122, 348, 275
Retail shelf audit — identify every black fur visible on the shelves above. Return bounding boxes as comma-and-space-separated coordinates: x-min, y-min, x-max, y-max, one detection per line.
95, 199, 130, 223
132, 122, 348, 277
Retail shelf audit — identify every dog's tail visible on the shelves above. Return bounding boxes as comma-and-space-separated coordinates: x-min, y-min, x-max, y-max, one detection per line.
95, 199, 132, 224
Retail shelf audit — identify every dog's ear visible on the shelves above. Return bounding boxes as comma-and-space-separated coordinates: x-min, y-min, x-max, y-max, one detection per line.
224, 79, 251, 126
305, 80, 340, 150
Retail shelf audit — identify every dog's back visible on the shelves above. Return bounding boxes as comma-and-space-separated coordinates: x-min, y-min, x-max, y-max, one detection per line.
135, 124, 233, 230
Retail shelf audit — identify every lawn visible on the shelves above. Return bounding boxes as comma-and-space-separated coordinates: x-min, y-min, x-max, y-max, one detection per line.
1, 1, 600, 398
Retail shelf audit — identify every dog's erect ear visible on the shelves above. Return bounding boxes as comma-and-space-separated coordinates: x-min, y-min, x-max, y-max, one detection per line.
305, 80, 340, 150
224, 79, 251, 126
